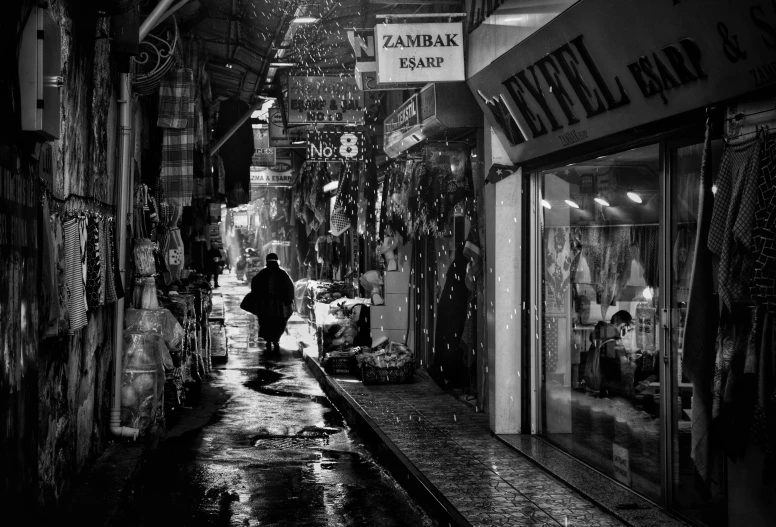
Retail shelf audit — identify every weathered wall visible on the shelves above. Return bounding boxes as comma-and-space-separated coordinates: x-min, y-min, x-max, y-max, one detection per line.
0, 0, 43, 515
36, 3, 118, 511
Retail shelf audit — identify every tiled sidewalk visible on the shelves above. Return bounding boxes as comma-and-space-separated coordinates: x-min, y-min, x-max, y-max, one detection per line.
304, 360, 626, 527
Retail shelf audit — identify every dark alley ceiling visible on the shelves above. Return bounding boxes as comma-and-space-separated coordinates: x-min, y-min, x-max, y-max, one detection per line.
166, 0, 462, 103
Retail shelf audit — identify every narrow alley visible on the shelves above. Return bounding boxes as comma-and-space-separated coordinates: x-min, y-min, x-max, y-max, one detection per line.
116, 273, 431, 526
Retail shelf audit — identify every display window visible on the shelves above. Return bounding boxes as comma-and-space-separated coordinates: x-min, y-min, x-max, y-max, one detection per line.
532, 123, 776, 525
538, 143, 663, 501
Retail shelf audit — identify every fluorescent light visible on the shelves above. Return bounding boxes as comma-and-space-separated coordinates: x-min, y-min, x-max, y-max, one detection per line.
626, 191, 642, 204
564, 199, 580, 209
269, 62, 295, 68
541, 199, 551, 209
594, 196, 610, 207
292, 16, 319, 23
323, 181, 339, 192
291, 139, 305, 145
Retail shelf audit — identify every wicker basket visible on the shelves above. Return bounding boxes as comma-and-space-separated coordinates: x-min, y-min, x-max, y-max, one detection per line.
361, 362, 415, 385
324, 355, 358, 375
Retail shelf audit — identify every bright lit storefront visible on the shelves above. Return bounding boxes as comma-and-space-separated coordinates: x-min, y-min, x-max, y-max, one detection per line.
469, 0, 776, 525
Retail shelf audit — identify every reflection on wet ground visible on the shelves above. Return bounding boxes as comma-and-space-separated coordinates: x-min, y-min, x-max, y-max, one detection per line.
117, 274, 430, 527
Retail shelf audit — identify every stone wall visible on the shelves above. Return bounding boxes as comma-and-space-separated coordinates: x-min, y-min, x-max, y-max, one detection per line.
0, 0, 119, 515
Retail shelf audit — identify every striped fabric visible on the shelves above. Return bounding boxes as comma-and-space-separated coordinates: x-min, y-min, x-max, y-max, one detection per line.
64, 218, 88, 334
85, 217, 102, 311
105, 218, 118, 304
99, 218, 108, 306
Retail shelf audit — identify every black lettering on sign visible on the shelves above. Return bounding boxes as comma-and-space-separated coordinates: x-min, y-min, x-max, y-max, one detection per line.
751, 4, 776, 50
627, 38, 708, 104
749, 61, 776, 87
551, 43, 607, 119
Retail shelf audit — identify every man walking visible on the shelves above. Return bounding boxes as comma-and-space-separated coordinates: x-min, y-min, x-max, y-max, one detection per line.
251, 253, 295, 353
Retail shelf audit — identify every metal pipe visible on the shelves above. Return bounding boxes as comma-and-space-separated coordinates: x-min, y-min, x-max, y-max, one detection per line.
150, 0, 191, 32
210, 99, 265, 155
111, 73, 139, 441
139, 0, 177, 41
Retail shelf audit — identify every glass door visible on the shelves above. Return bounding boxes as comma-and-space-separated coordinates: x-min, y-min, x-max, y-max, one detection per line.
538, 144, 663, 502
667, 138, 725, 526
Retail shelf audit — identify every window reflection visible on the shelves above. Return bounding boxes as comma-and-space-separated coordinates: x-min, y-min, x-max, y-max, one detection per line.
540, 144, 662, 501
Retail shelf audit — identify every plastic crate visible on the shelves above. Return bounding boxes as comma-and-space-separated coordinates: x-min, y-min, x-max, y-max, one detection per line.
324, 355, 358, 375
361, 362, 415, 385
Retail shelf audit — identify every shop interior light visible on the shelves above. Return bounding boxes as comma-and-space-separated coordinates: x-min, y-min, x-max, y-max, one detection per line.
291, 16, 319, 23
540, 199, 552, 209
593, 195, 610, 207
564, 199, 579, 209
626, 190, 643, 203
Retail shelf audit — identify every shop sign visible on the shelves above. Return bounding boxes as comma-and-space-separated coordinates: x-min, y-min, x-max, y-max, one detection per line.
268, 107, 307, 147
467, 0, 507, 34
250, 160, 293, 190
348, 29, 418, 91
251, 147, 276, 167
419, 84, 436, 122
469, 0, 776, 164
384, 94, 420, 148
375, 22, 465, 83
232, 211, 249, 227
306, 131, 364, 162
287, 76, 364, 125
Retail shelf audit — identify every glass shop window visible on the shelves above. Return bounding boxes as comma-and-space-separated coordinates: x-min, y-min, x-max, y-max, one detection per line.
539, 144, 662, 502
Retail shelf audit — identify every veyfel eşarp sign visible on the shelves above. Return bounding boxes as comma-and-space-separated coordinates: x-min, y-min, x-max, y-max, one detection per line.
376, 22, 465, 84
468, 0, 776, 164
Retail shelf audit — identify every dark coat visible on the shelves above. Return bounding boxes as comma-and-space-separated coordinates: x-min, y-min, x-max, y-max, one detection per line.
250, 261, 295, 317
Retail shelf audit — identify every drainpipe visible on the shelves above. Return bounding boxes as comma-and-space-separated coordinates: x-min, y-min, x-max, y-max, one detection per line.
210, 99, 265, 155
111, 73, 139, 440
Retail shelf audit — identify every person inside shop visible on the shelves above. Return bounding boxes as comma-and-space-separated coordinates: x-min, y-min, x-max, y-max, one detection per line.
250, 253, 295, 353
205, 243, 226, 289
583, 309, 636, 398
377, 222, 402, 271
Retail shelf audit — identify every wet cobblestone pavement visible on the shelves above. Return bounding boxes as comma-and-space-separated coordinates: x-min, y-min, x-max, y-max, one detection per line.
117, 273, 431, 527
313, 371, 627, 527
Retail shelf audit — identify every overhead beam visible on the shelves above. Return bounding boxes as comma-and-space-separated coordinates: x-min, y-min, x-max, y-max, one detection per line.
211, 99, 265, 155
139, 0, 178, 41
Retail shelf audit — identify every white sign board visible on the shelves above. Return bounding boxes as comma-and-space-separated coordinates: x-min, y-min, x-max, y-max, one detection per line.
250, 160, 293, 193
375, 22, 465, 84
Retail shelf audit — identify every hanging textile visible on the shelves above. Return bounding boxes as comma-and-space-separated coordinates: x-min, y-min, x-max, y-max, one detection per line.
85, 216, 102, 311
751, 136, 776, 312
708, 135, 762, 312
159, 69, 195, 206
64, 218, 88, 334
157, 68, 193, 129
216, 99, 254, 207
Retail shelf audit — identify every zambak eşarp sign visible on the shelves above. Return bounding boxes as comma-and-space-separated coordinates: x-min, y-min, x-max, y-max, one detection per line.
468, 0, 776, 163
375, 22, 465, 84
287, 76, 364, 124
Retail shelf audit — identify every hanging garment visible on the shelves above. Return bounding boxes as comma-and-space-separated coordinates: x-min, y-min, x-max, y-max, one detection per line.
708, 136, 762, 312
157, 68, 193, 129
64, 218, 88, 334
161, 128, 194, 206
98, 218, 108, 306
105, 218, 118, 303
751, 310, 776, 476
433, 250, 470, 387
85, 216, 102, 311
681, 124, 720, 487
751, 136, 776, 312
631, 226, 659, 289
109, 217, 125, 301
217, 99, 254, 206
